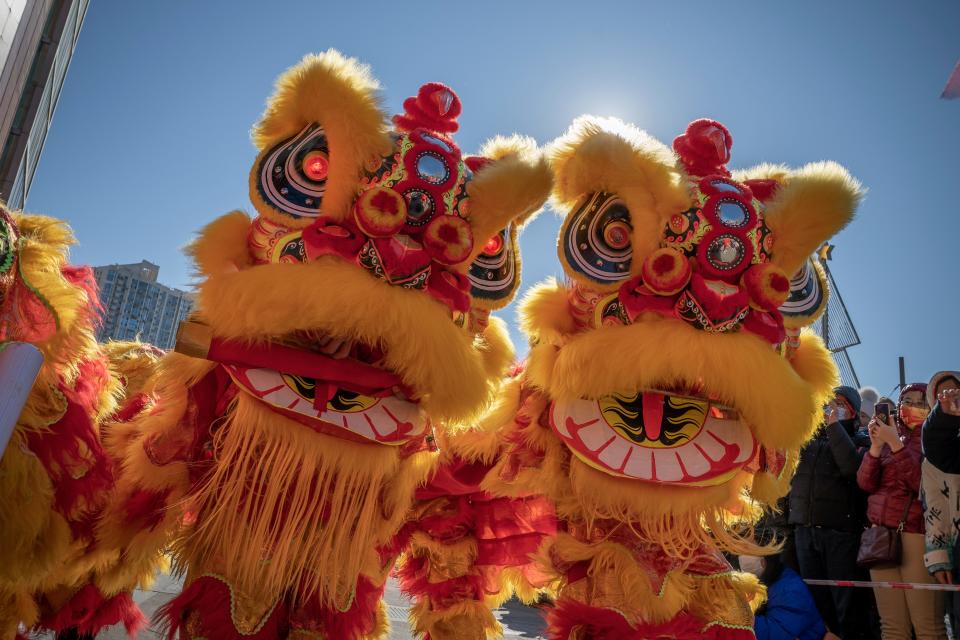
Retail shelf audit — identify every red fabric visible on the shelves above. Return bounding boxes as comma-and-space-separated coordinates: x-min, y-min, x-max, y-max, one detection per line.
857, 427, 925, 533
39, 584, 147, 638
546, 598, 754, 640
156, 575, 289, 640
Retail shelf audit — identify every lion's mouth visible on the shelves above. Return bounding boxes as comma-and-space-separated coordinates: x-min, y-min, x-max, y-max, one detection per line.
177, 321, 429, 446
548, 388, 758, 486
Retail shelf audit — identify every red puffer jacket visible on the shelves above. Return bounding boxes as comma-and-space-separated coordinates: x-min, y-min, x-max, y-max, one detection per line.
856, 427, 924, 533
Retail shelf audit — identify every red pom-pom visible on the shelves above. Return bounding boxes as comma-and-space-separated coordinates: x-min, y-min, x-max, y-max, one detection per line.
393, 82, 462, 134
673, 119, 732, 177
641, 247, 692, 295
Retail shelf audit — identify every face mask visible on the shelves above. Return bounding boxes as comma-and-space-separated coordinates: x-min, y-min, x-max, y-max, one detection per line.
899, 405, 929, 429
739, 555, 764, 577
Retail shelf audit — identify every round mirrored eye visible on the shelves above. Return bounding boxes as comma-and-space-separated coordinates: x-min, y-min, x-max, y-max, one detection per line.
706, 235, 745, 270
420, 133, 454, 153
481, 234, 504, 256
717, 200, 749, 227
301, 150, 329, 182
404, 189, 435, 225
710, 180, 743, 194
603, 220, 631, 250
416, 153, 450, 184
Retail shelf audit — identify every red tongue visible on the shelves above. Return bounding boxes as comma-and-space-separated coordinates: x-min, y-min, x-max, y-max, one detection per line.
642, 393, 665, 441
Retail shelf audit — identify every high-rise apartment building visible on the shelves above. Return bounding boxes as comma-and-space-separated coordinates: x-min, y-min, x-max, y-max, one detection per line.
93, 261, 192, 350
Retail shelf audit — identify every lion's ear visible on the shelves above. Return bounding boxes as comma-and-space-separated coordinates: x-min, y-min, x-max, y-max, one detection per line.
757, 161, 863, 277
249, 50, 393, 228
547, 115, 689, 291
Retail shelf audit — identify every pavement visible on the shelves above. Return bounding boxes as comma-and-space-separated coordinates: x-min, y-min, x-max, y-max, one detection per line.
96, 573, 547, 639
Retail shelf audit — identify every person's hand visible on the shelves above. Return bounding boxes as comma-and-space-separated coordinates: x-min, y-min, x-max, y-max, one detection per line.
940, 388, 960, 417
317, 335, 352, 359
874, 414, 903, 452
934, 570, 954, 585
867, 419, 884, 456
823, 632, 842, 640
824, 402, 840, 426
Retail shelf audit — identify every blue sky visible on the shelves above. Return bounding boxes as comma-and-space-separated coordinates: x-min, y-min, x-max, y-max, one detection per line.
27, 0, 960, 396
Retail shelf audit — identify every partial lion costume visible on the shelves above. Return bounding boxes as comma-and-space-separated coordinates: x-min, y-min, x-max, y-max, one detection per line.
99, 50, 551, 639
404, 117, 862, 639
0, 204, 163, 637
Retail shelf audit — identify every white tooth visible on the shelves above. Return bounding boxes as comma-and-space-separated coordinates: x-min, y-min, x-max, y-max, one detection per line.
676, 443, 711, 478
380, 397, 424, 436
246, 368, 279, 392
653, 450, 684, 482
552, 399, 600, 438
695, 430, 727, 461
578, 421, 614, 452
343, 411, 377, 439
598, 435, 630, 471
705, 417, 755, 463
263, 385, 296, 406
623, 446, 653, 480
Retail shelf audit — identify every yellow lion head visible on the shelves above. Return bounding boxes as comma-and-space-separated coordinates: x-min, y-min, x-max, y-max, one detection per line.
522, 115, 861, 519
181, 50, 551, 427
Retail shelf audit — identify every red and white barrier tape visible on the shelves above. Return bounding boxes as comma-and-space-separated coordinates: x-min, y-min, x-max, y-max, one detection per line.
805, 579, 960, 592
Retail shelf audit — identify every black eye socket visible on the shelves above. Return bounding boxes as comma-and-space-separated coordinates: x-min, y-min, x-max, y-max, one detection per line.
403, 189, 434, 225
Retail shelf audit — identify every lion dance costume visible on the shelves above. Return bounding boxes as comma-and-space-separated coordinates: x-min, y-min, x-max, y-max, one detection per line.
402, 116, 863, 639
100, 50, 551, 639
0, 204, 163, 637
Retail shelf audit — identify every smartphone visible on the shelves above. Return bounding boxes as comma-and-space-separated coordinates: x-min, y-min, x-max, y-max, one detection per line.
875, 402, 892, 422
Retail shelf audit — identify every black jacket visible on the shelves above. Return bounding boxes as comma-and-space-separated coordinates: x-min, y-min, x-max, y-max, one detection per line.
788, 420, 870, 532
922, 404, 960, 474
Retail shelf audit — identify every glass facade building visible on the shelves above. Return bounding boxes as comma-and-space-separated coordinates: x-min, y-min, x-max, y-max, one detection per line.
0, 0, 88, 209
93, 261, 192, 350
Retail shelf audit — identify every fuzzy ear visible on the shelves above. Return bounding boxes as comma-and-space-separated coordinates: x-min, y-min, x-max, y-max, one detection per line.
186, 211, 254, 277
249, 50, 393, 228
547, 116, 689, 290
758, 161, 863, 276
465, 134, 552, 262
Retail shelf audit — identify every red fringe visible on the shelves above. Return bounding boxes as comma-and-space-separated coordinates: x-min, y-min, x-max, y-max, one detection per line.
40, 584, 146, 638
26, 357, 114, 539
157, 574, 385, 639
123, 487, 172, 531
396, 554, 486, 607
546, 598, 755, 640
156, 575, 288, 640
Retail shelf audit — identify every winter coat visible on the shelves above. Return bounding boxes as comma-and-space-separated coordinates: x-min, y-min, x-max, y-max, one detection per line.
857, 426, 924, 533
754, 567, 827, 640
921, 458, 960, 574
923, 403, 960, 475
788, 420, 870, 532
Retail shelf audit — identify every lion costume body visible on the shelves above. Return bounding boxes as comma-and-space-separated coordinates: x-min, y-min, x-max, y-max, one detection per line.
0, 205, 163, 637
100, 50, 551, 639
402, 117, 861, 639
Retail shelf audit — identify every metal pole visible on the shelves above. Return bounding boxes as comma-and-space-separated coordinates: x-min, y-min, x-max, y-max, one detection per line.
898, 356, 906, 390
0, 342, 44, 456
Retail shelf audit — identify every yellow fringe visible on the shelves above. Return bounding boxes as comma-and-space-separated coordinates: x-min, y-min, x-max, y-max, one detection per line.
542, 533, 765, 626
408, 598, 501, 640
179, 393, 417, 609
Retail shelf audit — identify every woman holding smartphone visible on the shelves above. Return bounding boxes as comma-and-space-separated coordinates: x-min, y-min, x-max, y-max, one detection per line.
857, 383, 943, 639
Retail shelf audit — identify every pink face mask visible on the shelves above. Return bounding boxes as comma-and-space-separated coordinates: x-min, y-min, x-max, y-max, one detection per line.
899, 405, 930, 429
